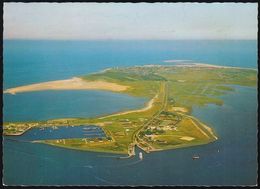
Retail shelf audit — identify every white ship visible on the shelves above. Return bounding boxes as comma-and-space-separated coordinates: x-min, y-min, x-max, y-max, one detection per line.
192, 155, 200, 160
139, 152, 143, 160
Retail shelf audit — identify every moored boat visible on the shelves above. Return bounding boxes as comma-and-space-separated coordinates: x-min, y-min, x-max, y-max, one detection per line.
192, 155, 200, 160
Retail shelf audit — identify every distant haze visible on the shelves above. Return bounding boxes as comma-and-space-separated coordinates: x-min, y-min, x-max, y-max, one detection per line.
4, 3, 258, 40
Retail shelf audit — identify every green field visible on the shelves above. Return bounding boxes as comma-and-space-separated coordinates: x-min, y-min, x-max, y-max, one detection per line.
3, 65, 257, 155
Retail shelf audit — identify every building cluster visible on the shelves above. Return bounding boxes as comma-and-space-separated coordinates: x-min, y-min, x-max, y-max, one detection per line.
4, 122, 39, 135
140, 111, 182, 143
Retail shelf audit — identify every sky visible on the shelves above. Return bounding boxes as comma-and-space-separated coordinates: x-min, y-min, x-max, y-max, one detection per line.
4, 3, 258, 40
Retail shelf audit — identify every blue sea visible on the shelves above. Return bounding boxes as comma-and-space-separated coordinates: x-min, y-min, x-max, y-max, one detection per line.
2, 40, 257, 185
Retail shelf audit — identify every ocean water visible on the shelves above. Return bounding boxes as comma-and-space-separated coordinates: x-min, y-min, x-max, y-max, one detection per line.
3, 40, 257, 89
2, 40, 258, 185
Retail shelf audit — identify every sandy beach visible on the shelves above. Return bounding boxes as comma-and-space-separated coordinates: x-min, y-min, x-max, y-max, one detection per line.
4, 77, 129, 94
99, 94, 158, 119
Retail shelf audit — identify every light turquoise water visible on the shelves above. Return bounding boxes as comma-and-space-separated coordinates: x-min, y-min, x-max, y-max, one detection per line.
3, 40, 257, 185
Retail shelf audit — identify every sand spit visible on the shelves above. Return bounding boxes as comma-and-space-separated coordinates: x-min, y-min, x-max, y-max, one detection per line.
164, 59, 192, 63
4, 77, 129, 95
174, 63, 257, 71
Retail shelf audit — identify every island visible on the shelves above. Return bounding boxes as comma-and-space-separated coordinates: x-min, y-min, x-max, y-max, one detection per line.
3, 63, 257, 156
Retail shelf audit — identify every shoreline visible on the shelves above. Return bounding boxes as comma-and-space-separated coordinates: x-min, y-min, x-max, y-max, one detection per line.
178, 112, 218, 140
35, 141, 128, 155
4, 77, 129, 95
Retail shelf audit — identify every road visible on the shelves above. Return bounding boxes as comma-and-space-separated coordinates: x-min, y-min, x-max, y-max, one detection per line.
128, 81, 168, 156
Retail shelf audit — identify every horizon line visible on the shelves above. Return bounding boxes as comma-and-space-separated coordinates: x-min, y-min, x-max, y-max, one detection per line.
3, 38, 257, 41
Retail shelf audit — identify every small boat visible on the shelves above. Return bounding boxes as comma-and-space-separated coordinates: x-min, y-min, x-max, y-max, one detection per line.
192, 155, 200, 160
139, 152, 143, 160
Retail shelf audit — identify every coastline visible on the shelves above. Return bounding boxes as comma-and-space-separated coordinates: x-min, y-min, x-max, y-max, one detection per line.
34, 141, 128, 155
4, 64, 255, 155
178, 112, 218, 140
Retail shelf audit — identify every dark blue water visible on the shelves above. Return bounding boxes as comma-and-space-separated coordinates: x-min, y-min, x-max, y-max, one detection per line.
3, 40, 257, 185
4, 40, 257, 89
5, 125, 106, 141
3, 90, 147, 122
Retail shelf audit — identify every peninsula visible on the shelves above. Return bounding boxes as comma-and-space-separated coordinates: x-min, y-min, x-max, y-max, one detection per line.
3, 64, 257, 156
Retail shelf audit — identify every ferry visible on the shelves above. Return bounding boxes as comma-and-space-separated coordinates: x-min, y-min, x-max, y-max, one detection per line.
139, 152, 143, 160
192, 155, 200, 160
83, 127, 94, 131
